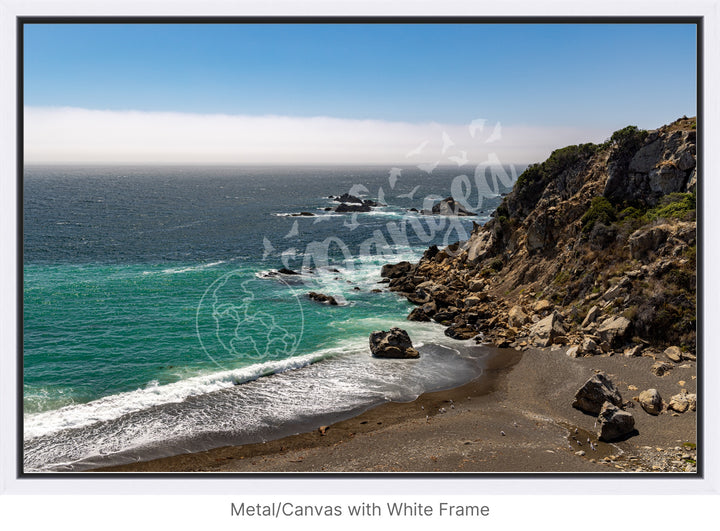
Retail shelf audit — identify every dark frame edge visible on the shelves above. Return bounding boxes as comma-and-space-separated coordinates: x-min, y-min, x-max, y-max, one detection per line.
15, 14, 704, 482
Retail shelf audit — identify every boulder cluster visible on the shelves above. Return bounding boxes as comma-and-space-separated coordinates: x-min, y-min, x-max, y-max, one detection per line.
571, 371, 696, 442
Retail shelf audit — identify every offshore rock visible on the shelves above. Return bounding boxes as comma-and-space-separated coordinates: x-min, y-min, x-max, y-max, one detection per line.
423, 197, 477, 217
369, 327, 420, 359
335, 202, 371, 213
307, 292, 338, 306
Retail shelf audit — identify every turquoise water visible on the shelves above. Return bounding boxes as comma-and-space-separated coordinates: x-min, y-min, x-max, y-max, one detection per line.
23, 165, 510, 471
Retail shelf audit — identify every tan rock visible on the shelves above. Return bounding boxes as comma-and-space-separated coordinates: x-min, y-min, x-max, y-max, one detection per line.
651, 361, 673, 377
639, 389, 663, 415
566, 345, 581, 358
623, 344, 644, 357
533, 299, 553, 313
507, 305, 529, 328
668, 390, 697, 413
664, 346, 683, 363
580, 305, 600, 328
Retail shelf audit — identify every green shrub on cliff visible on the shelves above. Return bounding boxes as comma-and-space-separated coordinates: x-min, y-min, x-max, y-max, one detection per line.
581, 196, 616, 234
646, 192, 696, 221
610, 125, 648, 155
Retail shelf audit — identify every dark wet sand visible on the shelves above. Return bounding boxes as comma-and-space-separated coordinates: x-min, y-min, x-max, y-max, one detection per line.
96, 346, 697, 473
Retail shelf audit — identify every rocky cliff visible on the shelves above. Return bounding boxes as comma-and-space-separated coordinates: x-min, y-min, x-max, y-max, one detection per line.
384, 117, 697, 358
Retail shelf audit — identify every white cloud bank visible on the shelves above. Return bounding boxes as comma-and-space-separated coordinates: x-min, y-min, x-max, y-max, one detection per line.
24, 106, 610, 166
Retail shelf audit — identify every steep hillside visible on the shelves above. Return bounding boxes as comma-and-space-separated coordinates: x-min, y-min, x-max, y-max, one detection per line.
384, 117, 697, 359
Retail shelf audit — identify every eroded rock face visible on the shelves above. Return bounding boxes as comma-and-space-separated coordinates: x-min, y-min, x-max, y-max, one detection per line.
369, 327, 419, 359
629, 226, 671, 259
572, 372, 624, 415
605, 129, 695, 206
598, 401, 635, 441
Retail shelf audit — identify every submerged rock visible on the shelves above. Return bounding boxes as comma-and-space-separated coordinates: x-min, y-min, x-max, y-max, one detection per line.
572, 372, 624, 415
598, 401, 635, 441
307, 292, 338, 306
369, 327, 419, 359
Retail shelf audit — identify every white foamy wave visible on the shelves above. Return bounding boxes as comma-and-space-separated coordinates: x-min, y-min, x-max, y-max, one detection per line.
24, 324, 489, 472
139, 260, 228, 276
23, 349, 336, 440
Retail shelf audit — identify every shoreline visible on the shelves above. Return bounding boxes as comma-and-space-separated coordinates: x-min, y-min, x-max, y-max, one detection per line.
95, 345, 697, 473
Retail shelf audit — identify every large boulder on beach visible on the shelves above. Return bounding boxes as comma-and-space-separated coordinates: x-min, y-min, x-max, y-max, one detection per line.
572, 372, 624, 415
597, 401, 635, 441
639, 389, 663, 415
667, 390, 696, 413
369, 327, 419, 359
597, 316, 632, 347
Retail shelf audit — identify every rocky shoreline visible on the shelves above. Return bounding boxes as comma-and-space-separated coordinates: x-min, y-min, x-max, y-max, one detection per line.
377, 117, 697, 451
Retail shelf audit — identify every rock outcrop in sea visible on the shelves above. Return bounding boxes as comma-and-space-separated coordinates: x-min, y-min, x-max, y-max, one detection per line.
369, 327, 420, 359
382, 117, 697, 358
422, 196, 478, 216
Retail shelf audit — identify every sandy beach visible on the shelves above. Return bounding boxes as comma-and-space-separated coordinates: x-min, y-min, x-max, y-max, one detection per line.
96, 345, 697, 474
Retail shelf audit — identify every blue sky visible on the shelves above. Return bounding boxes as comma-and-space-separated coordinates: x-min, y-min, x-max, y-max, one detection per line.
23, 23, 697, 164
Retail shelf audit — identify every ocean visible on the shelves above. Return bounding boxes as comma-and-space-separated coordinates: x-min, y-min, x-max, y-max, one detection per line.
22, 164, 512, 472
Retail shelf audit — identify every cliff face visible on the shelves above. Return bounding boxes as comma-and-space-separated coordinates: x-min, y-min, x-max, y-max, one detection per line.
385, 117, 697, 356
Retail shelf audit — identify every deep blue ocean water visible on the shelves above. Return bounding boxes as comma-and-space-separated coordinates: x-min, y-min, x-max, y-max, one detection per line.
23, 164, 512, 471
